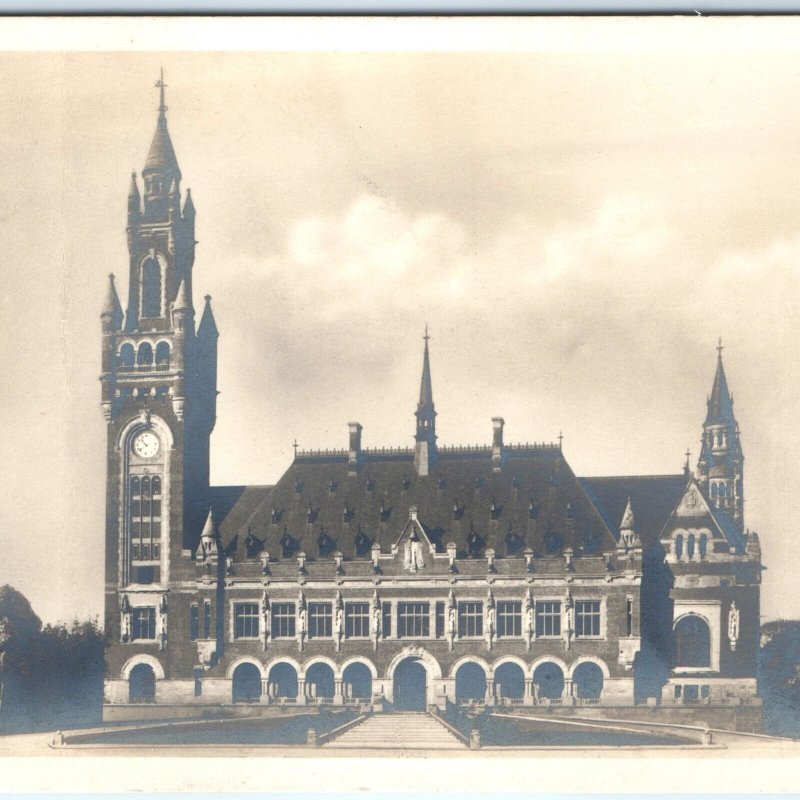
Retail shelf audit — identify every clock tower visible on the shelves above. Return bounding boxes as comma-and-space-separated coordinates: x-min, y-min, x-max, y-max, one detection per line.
100, 74, 218, 658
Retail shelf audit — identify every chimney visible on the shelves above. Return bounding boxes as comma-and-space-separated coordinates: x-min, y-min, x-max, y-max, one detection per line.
348, 422, 363, 475
492, 417, 505, 471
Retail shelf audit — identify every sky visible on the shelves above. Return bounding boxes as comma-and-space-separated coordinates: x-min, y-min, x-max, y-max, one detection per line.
1, 18, 800, 625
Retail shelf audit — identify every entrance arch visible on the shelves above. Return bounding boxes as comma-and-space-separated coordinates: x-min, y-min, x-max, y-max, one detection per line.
394, 657, 427, 710
128, 663, 156, 703
232, 662, 262, 703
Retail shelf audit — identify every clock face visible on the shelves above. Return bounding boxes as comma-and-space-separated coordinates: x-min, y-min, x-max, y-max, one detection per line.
132, 431, 160, 459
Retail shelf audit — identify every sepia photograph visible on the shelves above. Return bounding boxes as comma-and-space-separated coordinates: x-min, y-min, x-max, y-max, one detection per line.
0, 14, 800, 794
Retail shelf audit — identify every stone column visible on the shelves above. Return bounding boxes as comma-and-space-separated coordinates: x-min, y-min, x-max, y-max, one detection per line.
297, 678, 307, 705
524, 678, 534, 706
260, 679, 270, 704
334, 679, 344, 705
485, 679, 496, 706
563, 678, 575, 705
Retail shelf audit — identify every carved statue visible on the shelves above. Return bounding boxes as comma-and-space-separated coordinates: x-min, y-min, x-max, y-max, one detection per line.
404, 529, 425, 572
728, 601, 740, 651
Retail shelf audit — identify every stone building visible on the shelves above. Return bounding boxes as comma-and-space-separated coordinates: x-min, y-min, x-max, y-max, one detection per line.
100, 82, 763, 729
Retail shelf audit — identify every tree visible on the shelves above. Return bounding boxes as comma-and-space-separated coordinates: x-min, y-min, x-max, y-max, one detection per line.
759, 619, 800, 738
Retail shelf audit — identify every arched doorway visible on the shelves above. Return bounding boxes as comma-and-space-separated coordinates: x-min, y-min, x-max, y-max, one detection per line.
305, 663, 335, 699
267, 663, 298, 700
573, 662, 604, 700
533, 661, 565, 701
455, 662, 487, 704
495, 662, 525, 700
128, 663, 156, 703
674, 615, 711, 668
232, 662, 262, 703
394, 657, 427, 710
343, 663, 373, 700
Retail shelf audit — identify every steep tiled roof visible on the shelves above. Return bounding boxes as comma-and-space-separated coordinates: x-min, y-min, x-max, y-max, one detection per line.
579, 474, 687, 550
217, 446, 616, 563
210, 485, 274, 543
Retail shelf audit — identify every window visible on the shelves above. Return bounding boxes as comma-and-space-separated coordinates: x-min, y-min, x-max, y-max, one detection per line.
575, 600, 601, 637
398, 602, 430, 638
699, 533, 708, 559
536, 601, 561, 637
497, 600, 522, 638
687, 534, 696, 560
345, 602, 370, 638
155, 341, 170, 366
131, 607, 156, 640
674, 614, 711, 668
308, 602, 333, 639
626, 596, 634, 637
190, 604, 199, 641
141, 258, 162, 318
675, 534, 684, 560
458, 601, 484, 638
271, 602, 296, 639
137, 342, 154, 366
130, 473, 162, 564
233, 602, 260, 639
382, 602, 392, 638
435, 601, 445, 637
118, 343, 135, 368
203, 601, 211, 639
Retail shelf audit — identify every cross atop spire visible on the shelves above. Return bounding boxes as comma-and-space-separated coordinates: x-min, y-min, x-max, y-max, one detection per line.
717, 337, 724, 360
155, 68, 167, 117
424, 323, 430, 343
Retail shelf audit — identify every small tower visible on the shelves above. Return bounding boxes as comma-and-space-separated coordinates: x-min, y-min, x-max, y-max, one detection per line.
696, 340, 744, 528
414, 326, 437, 476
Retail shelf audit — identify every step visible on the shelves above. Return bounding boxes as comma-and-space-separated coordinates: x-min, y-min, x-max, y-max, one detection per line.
324, 713, 466, 749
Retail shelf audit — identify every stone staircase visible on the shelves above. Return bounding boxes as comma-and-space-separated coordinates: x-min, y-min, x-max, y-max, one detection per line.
323, 712, 466, 749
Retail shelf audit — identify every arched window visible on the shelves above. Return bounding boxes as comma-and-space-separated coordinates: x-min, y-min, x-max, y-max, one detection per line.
675, 534, 684, 560
118, 343, 135, 368
141, 258, 162, 318
687, 534, 696, 560
137, 342, 153, 366
533, 661, 565, 700
495, 662, 525, 700
711, 484, 718, 498
305, 663, 335, 699
267, 663, 298, 699
699, 533, 708, 559
674, 614, 711, 668
155, 341, 170, 366
342, 663, 373, 700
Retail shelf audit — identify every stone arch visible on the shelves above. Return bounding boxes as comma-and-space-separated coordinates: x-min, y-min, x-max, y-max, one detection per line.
385, 646, 442, 681
567, 656, 610, 680
116, 413, 175, 452
339, 656, 378, 679
265, 657, 300, 700
673, 612, 712, 668
121, 653, 165, 681
448, 655, 492, 679
493, 657, 527, 700
226, 656, 267, 680
491, 655, 528, 677
300, 655, 340, 680
530, 655, 569, 678
265, 655, 302, 677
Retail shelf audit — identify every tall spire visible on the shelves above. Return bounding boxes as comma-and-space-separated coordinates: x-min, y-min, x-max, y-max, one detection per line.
706, 338, 734, 425
142, 69, 181, 214
414, 326, 437, 476
101, 273, 124, 331
696, 340, 744, 529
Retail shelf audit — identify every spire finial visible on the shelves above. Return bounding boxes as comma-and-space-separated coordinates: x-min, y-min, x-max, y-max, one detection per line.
424, 324, 430, 343
155, 68, 167, 117
717, 337, 724, 360
293, 439, 299, 457
558, 431, 564, 449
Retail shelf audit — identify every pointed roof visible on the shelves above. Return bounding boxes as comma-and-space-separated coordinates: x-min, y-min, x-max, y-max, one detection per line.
101, 273, 123, 327
143, 71, 181, 180
198, 294, 219, 338
128, 171, 140, 200
183, 188, 195, 218
173, 277, 192, 311
620, 497, 635, 531
417, 326, 435, 414
706, 341, 735, 425
200, 508, 217, 540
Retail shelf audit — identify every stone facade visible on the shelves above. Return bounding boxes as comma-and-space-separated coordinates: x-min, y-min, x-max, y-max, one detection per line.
100, 82, 762, 729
